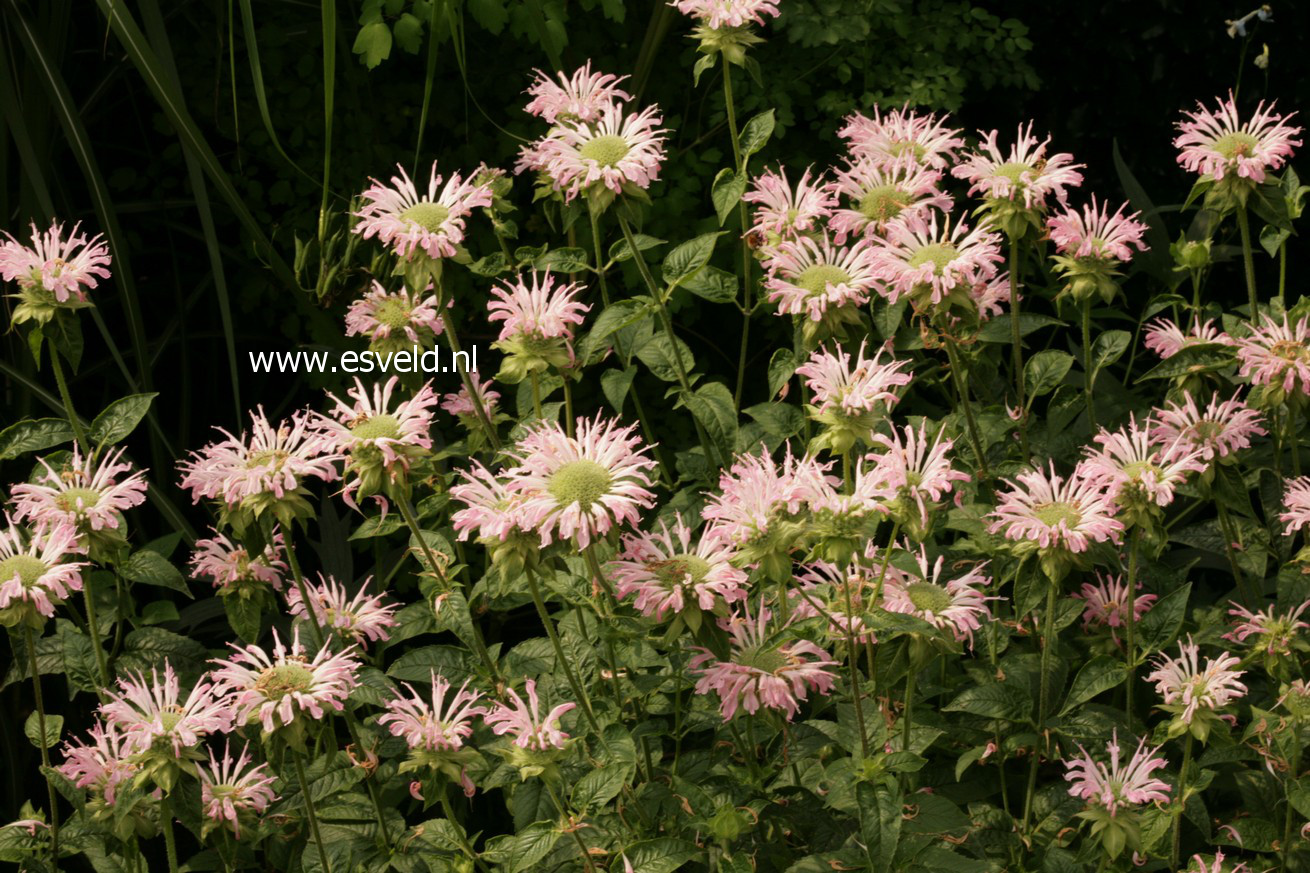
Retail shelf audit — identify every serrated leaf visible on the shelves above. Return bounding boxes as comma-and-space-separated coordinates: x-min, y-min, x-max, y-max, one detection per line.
534, 246, 589, 274
661, 232, 721, 286
24, 711, 62, 749
682, 265, 737, 303
118, 627, 208, 676
622, 838, 700, 873
685, 381, 737, 463
353, 20, 393, 68
224, 595, 263, 643
977, 313, 1065, 343
1139, 345, 1235, 380
1060, 655, 1126, 715
1024, 350, 1074, 398
121, 549, 190, 595
738, 109, 775, 158
711, 168, 746, 225
1091, 330, 1131, 380
507, 821, 560, 873
570, 763, 632, 812
1137, 583, 1190, 656
608, 234, 665, 263
943, 683, 1032, 722
88, 393, 157, 446
635, 333, 695, 383
767, 348, 796, 398
348, 514, 407, 540
0, 418, 75, 460
601, 366, 637, 413
392, 12, 423, 54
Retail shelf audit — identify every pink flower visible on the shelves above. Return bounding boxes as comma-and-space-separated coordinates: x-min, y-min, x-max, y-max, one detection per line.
829, 158, 953, 242
344, 282, 445, 345
870, 213, 1003, 306
763, 233, 881, 322
1150, 392, 1266, 463
1174, 92, 1301, 183
441, 373, 501, 419
450, 461, 531, 542
611, 515, 748, 619
988, 464, 1124, 553
864, 423, 971, 528
190, 528, 288, 591
178, 409, 339, 514
0, 518, 85, 619
101, 661, 233, 756
1143, 317, 1232, 359
56, 721, 137, 804
701, 447, 830, 547
353, 162, 494, 261
1146, 637, 1247, 725
1064, 732, 1171, 817
1072, 572, 1156, 637
484, 679, 575, 750
525, 62, 631, 124
200, 742, 278, 839
743, 166, 837, 241
952, 122, 1085, 210
970, 272, 1014, 320
671, 0, 780, 28
10, 444, 147, 536
1046, 197, 1149, 262
286, 574, 398, 647
1183, 850, 1248, 873
1223, 600, 1310, 656
795, 558, 884, 642
210, 629, 360, 732
518, 102, 666, 202
838, 105, 964, 170
487, 270, 589, 344
795, 341, 912, 417
1078, 415, 1207, 508
1235, 314, 1310, 396
379, 673, 487, 751
1281, 476, 1310, 533
882, 547, 992, 646
690, 607, 837, 721
0, 220, 111, 303
505, 416, 657, 549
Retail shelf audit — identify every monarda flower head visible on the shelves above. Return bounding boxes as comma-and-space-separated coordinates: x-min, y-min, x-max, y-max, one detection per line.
1146, 636, 1247, 739
763, 232, 880, 345
672, 0, 779, 65
379, 672, 486, 794
690, 606, 838, 721
1223, 600, 1309, 660
1072, 572, 1156, 642
794, 341, 912, 453
441, 373, 500, 421
838, 105, 965, 171
1281, 475, 1310, 536
1149, 391, 1266, 465
199, 742, 278, 839
353, 162, 494, 264
952, 122, 1085, 238
829, 158, 953, 243
10, 443, 147, 556
0, 518, 85, 628
178, 408, 340, 533
1046, 197, 1150, 304
1235, 313, 1310, 405
882, 547, 993, 648
864, 422, 971, 537
1064, 732, 1170, 858
0, 221, 111, 325
190, 528, 288, 596
485, 679, 575, 752
1174, 91, 1301, 208
56, 721, 138, 808
742, 166, 837, 250
1077, 415, 1207, 526
611, 515, 748, 622
988, 463, 1123, 580
286, 574, 398, 648
313, 376, 437, 511
1143, 317, 1233, 360
870, 213, 1004, 314
344, 281, 445, 356
518, 102, 667, 208
487, 270, 590, 382
524, 62, 631, 124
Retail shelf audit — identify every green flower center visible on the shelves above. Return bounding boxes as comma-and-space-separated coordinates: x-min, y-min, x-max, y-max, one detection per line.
796, 265, 852, 296
350, 414, 402, 441
995, 161, 1033, 186
158, 707, 186, 733
1120, 460, 1158, 482
254, 662, 315, 699
374, 297, 413, 330
1192, 420, 1223, 441
547, 460, 613, 509
1033, 501, 1081, 529
1270, 340, 1309, 363
858, 185, 909, 223
650, 554, 713, 588
905, 581, 953, 614
737, 644, 787, 674
400, 202, 451, 233
1211, 131, 1260, 159
907, 243, 958, 274
55, 487, 102, 514
888, 141, 927, 161
246, 449, 288, 471
578, 134, 631, 167
0, 555, 48, 588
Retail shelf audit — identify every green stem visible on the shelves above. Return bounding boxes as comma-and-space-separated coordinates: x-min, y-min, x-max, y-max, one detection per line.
1190, 268, 1204, 321
841, 561, 870, 759
1081, 298, 1095, 426
943, 339, 990, 481
870, 521, 902, 606
562, 377, 574, 437
1124, 529, 1140, 722
543, 781, 595, 873
294, 751, 332, 873
1023, 573, 1058, 833
1236, 205, 1258, 316
1278, 240, 1287, 307
529, 371, 543, 420
1283, 717, 1302, 867
25, 627, 60, 864
160, 792, 180, 873
82, 583, 112, 690
526, 567, 602, 736
1216, 500, 1255, 604
439, 787, 488, 873
284, 540, 326, 648
1291, 403, 1302, 478
723, 64, 753, 411
441, 314, 500, 451
1008, 237, 1029, 456
48, 347, 88, 448
900, 664, 917, 786
1170, 733, 1194, 867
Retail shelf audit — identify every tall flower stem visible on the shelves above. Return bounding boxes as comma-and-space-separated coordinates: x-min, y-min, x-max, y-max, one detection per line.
438, 787, 488, 873
1236, 205, 1258, 316
160, 792, 180, 873
1081, 298, 1095, 426
722, 64, 754, 411
1022, 573, 1059, 833
1278, 239, 1287, 307
1170, 733, 1194, 867
943, 339, 990, 481
614, 211, 720, 466
1007, 237, 1029, 455
840, 564, 870, 759
82, 583, 112, 691
870, 521, 902, 605
25, 626, 60, 863
441, 315, 500, 451
48, 348, 88, 449
1215, 500, 1254, 604
294, 750, 333, 873
1124, 528, 1140, 721
529, 371, 543, 420
900, 663, 917, 788
543, 780, 596, 873
526, 566, 602, 736
1283, 715, 1302, 869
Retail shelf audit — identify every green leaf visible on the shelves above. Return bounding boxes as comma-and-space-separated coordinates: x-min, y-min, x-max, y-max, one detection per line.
635, 333, 695, 383
608, 234, 665, 263
570, 763, 632, 812
24, 711, 63, 749
977, 313, 1065, 343
588, 298, 653, 344
353, 20, 393, 68
141, 600, 180, 626
692, 52, 716, 87
943, 683, 1032, 722
622, 838, 700, 873
1139, 345, 1235, 380
506, 821, 560, 873
767, 349, 796, 399
47, 311, 84, 372
1024, 350, 1074, 398
224, 596, 263, 643
88, 393, 158, 446
661, 232, 721, 286
1138, 583, 1190, 656
738, 109, 775, 158
1060, 655, 1126, 715
1091, 330, 1131, 380
685, 382, 737, 463
534, 246, 589, 274
59, 624, 100, 695
121, 549, 190, 595
601, 366, 637, 413
682, 266, 737, 303
392, 12, 423, 54
348, 514, 407, 540
0, 418, 74, 460
745, 403, 803, 439
711, 168, 746, 225
118, 627, 208, 675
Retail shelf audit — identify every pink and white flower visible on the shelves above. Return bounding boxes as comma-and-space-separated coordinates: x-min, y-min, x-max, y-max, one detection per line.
838, 105, 964, 170
1174, 92, 1301, 183
0, 518, 85, 619
286, 574, 398, 647
525, 62, 631, 124
882, 548, 992, 646
864, 423, 971, 528
870, 213, 1003, 307
1150, 392, 1266, 463
344, 282, 445, 345
519, 103, 667, 201
199, 742, 278, 839
970, 272, 1014, 320
487, 271, 589, 344
484, 679, 575, 751
1064, 732, 1171, 817
763, 233, 881, 322
10, 444, 147, 535
353, 163, 494, 261
1235, 314, 1310, 396
0, 220, 111, 303
1223, 600, 1309, 656
441, 373, 501, 420
829, 158, 952, 242
1046, 197, 1149, 262
505, 416, 657, 549
379, 673, 487, 751
611, 515, 748, 619
988, 464, 1124, 553
101, 662, 232, 757
795, 341, 912, 417
1077, 415, 1207, 508
1146, 637, 1247, 725
56, 721, 137, 804
1072, 572, 1156, 637
952, 123, 1085, 210
671, 0, 781, 28
450, 461, 531, 542
190, 528, 288, 591
701, 447, 830, 547
1143, 317, 1232, 359
742, 166, 837, 242
1281, 476, 1310, 533
210, 629, 360, 732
